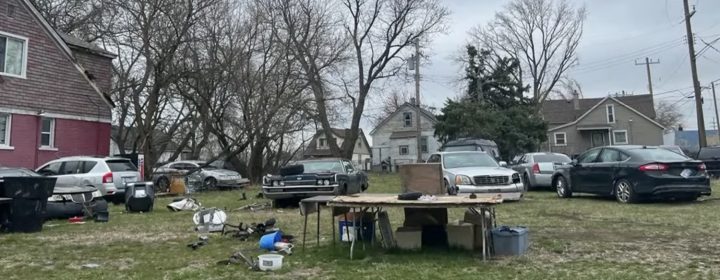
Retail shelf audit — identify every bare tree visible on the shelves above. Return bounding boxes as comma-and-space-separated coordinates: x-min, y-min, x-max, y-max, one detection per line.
470, 0, 586, 106
655, 100, 683, 129
547, 77, 583, 101
271, 0, 449, 158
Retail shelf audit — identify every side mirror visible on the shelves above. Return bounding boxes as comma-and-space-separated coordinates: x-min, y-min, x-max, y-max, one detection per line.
499, 161, 508, 167
571, 159, 578, 166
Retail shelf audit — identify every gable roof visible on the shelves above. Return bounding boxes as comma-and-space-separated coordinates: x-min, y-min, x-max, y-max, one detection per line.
547, 95, 664, 132
58, 32, 117, 58
19, 0, 114, 109
304, 128, 370, 157
370, 102, 437, 135
542, 94, 656, 126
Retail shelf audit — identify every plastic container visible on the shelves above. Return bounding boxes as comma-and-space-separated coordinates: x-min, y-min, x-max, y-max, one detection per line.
258, 254, 284, 271
338, 220, 374, 242
125, 182, 155, 212
259, 231, 283, 250
0, 177, 56, 233
492, 226, 529, 256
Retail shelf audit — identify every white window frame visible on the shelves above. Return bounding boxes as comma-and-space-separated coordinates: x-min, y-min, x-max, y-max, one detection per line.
0, 31, 29, 79
613, 130, 628, 145
606, 104, 615, 124
399, 145, 409, 155
554, 132, 567, 146
0, 113, 12, 149
40, 117, 56, 149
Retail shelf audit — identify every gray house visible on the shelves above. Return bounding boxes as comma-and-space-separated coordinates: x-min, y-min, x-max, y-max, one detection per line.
370, 102, 440, 170
541, 94, 664, 157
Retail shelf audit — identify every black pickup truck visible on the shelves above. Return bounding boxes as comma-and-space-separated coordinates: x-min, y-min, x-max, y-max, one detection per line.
696, 146, 720, 177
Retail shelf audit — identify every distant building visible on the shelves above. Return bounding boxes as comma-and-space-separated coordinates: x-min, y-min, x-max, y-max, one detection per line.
303, 128, 371, 170
541, 93, 664, 157
370, 102, 440, 170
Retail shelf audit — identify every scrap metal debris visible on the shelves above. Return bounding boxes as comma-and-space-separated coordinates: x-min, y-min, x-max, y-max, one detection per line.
234, 202, 271, 212
167, 197, 201, 211
217, 250, 259, 271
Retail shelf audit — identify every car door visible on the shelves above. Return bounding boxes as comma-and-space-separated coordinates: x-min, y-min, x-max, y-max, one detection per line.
56, 160, 83, 187
341, 160, 359, 193
511, 155, 529, 175
589, 148, 622, 194
570, 148, 602, 192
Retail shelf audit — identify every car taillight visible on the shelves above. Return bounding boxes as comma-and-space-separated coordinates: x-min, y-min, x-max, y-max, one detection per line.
699, 163, 707, 171
102, 172, 113, 183
638, 163, 669, 171
532, 163, 540, 174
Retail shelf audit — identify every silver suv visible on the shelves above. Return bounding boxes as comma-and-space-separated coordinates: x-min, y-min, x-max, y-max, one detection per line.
36, 156, 141, 198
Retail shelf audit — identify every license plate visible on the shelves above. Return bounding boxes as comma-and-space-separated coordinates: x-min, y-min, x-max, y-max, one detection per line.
680, 169, 693, 178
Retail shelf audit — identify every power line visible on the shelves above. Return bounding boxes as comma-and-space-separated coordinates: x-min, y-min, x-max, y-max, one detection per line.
573, 39, 683, 72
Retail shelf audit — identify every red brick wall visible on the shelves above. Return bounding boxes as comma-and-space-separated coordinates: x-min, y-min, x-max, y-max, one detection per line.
0, 0, 112, 120
0, 113, 110, 169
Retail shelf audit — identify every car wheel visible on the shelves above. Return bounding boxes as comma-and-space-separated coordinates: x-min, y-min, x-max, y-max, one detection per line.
445, 179, 457, 195
614, 179, 637, 203
156, 177, 170, 193
555, 176, 572, 198
204, 177, 217, 190
523, 173, 531, 192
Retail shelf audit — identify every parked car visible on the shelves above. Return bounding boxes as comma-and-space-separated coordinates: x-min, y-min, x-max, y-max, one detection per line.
440, 138, 501, 160
696, 146, 720, 177
511, 152, 572, 190
0, 167, 108, 219
36, 156, 140, 199
551, 145, 711, 203
152, 160, 249, 192
262, 158, 368, 204
426, 151, 523, 200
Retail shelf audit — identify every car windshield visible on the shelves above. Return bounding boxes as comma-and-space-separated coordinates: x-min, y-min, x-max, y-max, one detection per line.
443, 146, 478, 152
106, 160, 137, 172
443, 153, 498, 169
298, 161, 345, 173
631, 148, 689, 161
534, 154, 571, 163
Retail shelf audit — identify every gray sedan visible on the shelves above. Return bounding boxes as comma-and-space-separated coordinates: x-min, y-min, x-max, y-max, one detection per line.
152, 161, 249, 192
511, 152, 571, 190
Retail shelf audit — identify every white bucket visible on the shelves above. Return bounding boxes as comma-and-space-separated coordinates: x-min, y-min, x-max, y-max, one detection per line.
258, 254, 284, 271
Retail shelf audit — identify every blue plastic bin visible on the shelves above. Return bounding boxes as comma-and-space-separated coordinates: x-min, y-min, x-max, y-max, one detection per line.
491, 226, 529, 256
259, 231, 283, 250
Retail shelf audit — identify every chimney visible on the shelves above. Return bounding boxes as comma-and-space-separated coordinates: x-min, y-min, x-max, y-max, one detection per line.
410, 97, 416, 105
678, 124, 684, 131
572, 90, 580, 110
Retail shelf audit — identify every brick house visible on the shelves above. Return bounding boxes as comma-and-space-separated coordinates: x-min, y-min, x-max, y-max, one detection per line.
0, 0, 115, 168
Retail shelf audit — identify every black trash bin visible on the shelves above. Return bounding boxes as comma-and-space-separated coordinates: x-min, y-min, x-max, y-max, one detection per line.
0, 177, 56, 233
125, 182, 155, 212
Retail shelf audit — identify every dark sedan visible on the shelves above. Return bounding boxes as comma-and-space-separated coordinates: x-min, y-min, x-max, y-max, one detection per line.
0, 167, 108, 219
262, 158, 368, 204
551, 146, 711, 203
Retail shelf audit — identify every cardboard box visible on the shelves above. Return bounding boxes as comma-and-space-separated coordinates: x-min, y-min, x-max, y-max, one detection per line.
446, 221, 475, 251
395, 227, 422, 250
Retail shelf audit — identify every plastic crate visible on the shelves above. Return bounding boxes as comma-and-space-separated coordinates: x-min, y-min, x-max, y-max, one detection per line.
492, 226, 529, 256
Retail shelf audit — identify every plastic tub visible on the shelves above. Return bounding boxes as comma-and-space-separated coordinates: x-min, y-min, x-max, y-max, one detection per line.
492, 226, 529, 256
258, 254, 284, 271
259, 231, 283, 250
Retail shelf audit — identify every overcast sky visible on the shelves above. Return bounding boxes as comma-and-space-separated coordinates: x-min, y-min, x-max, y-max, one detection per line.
364, 0, 720, 132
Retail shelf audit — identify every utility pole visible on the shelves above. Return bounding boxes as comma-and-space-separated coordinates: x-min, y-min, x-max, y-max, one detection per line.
713, 82, 719, 133
413, 39, 422, 163
684, 0, 707, 147
634, 57, 660, 94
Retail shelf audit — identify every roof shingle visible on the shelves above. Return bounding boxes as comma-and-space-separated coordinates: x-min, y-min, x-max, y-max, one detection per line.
541, 94, 656, 125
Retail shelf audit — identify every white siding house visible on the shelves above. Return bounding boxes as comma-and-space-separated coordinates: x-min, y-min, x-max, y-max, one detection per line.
370, 103, 440, 170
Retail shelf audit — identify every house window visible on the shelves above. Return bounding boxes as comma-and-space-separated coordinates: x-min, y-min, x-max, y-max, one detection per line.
606, 104, 615, 123
420, 136, 428, 153
40, 117, 55, 148
0, 113, 10, 146
0, 32, 28, 78
357, 141, 361, 148
403, 112, 413, 127
399, 145, 409, 155
554, 132, 567, 146
318, 138, 326, 147
613, 130, 628, 145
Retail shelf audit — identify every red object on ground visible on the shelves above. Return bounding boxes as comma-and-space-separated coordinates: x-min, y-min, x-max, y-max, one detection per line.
69, 216, 84, 224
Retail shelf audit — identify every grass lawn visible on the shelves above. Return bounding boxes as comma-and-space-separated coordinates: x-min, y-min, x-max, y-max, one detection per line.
2, 173, 720, 279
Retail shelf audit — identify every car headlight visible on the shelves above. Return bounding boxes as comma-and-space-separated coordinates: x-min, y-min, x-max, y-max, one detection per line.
454, 175, 472, 185
512, 173, 521, 184
92, 190, 103, 198
48, 195, 64, 202
323, 180, 330, 185
272, 180, 280, 186
279, 181, 285, 186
